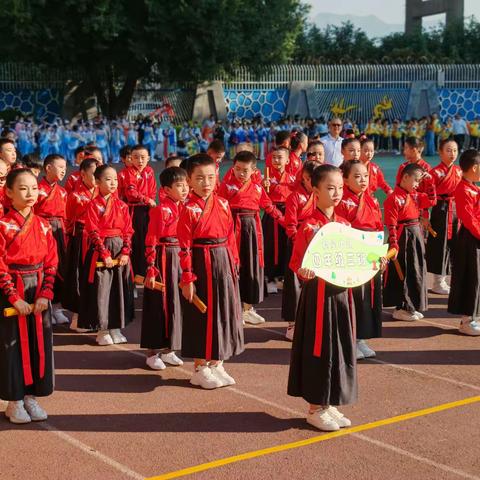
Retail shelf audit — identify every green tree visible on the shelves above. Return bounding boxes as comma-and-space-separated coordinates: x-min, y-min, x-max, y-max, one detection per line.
1, 0, 308, 117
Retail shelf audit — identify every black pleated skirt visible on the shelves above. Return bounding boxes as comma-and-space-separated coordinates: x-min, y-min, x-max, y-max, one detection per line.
0, 272, 54, 400
426, 200, 458, 275
352, 274, 383, 339
288, 278, 357, 406
62, 223, 85, 313
49, 217, 67, 304
262, 204, 287, 279
78, 237, 135, 331
281, 238, 302, 322
383, 224, 428, 312
232, 211, 264, 305
448, 226, 480, 317
181, 243, 244, 361
141, 244, 182, 350
131, 205, 150, 277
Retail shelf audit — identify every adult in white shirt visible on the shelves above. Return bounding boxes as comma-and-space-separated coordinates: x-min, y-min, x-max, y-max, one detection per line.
320, 117, 344, 166
452, 114, 468, 151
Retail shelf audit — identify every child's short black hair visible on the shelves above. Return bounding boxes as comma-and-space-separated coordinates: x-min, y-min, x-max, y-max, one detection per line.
404, 136, 424, 149
120, 145, 132, 159
85, 145, 101, 155
311, 164, 341, 188
459, 149, 480, 172
43, 154, 66, 169
22, 153, 43, 171
439, 138, 457, 151
341, 137, 360, 150
185, 153, 215, 176
165, 155, 182, 168
401, 163, 425, 178
5, 168, 36, 189
79, 157, 99, 171
94, 164, 116, 180
302, 160, 320, 177
207, 139, 225, 154
160, 166, 187, 188
340, 159, 364, 178
233, 151, 257, 166
0, 138, 15, 150
275, 130, 291, 147
360, 137, 374, 148
271, 146, 289, 156
132, 144, 149, 154
74, 145, 85, 157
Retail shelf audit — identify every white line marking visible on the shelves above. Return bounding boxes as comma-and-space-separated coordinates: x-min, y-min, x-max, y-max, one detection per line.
354, 433, 480, 480
113, 342, 480, 479
40, 422, 144, 480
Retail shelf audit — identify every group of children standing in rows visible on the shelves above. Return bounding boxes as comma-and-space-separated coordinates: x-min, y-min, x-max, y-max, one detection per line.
0, 128, 478, 432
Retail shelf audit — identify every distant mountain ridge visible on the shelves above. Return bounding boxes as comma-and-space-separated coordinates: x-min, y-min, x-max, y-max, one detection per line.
313, 12, 440, 38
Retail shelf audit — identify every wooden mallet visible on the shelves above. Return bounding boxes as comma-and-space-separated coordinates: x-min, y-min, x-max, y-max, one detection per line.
134, 275, 207, 314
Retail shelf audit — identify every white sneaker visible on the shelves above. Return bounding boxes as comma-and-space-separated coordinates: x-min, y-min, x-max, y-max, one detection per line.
356, 344, 365, 360
414, 311, 425, 319
306, 408, 340, 432
53, 306, 70, 325
285, 324, 295, 341
431, 275, 450, 295
190, 365, 223, 389
5, 401, 31, 424
23, 395, 47, 421
96, 330, 114, 346
243, 309, 265, 325
210, 362, 236, 386
146, 354, 166, 370
109, 329, 127, 344
266, 282, 278, 294
249, 309, 266, 323
357, 339, 376, 358
392, 309, 420, 322
459, 317, 480, 336
327, 406, 352, 428
161, 351, 184, 366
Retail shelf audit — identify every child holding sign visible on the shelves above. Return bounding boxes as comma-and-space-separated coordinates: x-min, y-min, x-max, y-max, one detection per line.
336, 161, 384, 359
383, 164, 436, 321
288, 164, 356, 432
0, 169, 58, 424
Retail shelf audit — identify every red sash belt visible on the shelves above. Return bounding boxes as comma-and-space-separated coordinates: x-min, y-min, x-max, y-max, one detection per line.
232, 209, 264, 268
192, 239, 230, 361
396, 218, 420, 245
9, 264, 45, 386
158, 237, 179, 338
436, 195, 456, 240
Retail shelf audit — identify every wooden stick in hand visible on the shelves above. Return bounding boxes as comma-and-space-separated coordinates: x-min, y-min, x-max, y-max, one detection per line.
134, 275, 207, 314
3, 305, 34, 317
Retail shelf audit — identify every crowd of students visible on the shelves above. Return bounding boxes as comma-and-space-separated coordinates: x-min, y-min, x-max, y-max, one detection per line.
0, 124, 478, 433
3, 111, 478, 166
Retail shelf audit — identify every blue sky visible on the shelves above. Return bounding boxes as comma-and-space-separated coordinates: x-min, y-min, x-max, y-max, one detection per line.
308, 0, 480, 25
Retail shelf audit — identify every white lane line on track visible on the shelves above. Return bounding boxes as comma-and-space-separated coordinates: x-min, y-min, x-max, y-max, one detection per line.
40, 422, 144, 480
248, 324, 480, 392
354, 433, 480, 480
112, 343, 480, 479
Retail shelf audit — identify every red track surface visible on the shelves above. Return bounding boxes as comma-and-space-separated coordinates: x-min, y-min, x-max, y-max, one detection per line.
1, 284, 479, 480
